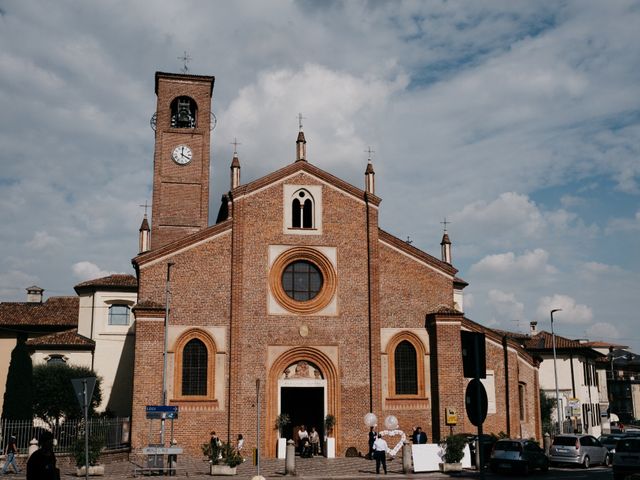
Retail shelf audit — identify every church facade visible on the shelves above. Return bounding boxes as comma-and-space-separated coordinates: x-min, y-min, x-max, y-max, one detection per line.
130, 71, 541, 457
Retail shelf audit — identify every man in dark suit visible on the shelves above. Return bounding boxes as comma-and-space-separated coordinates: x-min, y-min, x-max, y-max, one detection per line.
412, 426, 427, 444
368, 426, 377, 459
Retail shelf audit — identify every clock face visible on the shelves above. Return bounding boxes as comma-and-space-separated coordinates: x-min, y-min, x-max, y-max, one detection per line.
172, 145, 193, 165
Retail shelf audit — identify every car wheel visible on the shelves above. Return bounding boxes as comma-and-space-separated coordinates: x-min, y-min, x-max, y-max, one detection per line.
604, 453, 611, 467
582, 455, 590, 469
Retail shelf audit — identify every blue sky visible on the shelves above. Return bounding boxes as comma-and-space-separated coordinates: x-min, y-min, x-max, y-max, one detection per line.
0, 0, 638, 351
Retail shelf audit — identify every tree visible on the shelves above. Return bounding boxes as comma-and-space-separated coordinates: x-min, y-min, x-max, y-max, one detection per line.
540, 389, 555, 434
32, 363, 102, 426
1, 334, 33, 420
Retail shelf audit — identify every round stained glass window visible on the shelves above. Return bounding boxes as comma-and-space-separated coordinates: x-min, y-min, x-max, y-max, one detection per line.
282, 260, 323, 301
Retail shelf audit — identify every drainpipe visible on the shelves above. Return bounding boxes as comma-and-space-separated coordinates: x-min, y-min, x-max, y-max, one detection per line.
90, 293, 96, 371
502, 336, 511, 436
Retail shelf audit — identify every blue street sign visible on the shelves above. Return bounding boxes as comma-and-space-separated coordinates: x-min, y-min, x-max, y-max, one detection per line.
145, 405, 179, 419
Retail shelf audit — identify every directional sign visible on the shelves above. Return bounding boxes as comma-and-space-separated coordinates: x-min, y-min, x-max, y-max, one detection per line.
465, 378, 488, 427
145, 405, 179, 419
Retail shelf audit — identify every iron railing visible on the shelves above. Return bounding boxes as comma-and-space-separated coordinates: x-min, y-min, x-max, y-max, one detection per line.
0, 417, 130, 454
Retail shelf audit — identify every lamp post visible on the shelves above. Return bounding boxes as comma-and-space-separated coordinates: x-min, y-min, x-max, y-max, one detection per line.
550, 308, 562, 435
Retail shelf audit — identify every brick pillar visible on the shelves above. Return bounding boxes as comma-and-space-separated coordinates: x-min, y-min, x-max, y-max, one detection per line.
426, 309, 465, 442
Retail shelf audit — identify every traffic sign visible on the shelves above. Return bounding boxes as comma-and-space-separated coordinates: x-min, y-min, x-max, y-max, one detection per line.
465, 378, 488, 427
146, 405, 179, 419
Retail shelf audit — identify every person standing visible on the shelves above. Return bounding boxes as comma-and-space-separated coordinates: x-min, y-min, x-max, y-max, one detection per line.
26, 431, 57, 480
309, 427, 320, 457
412, 426, 427, 444
2, 435, 20, 474
368, 426, 377, 459
373, 434, 388, 474
297, 425, 308, 457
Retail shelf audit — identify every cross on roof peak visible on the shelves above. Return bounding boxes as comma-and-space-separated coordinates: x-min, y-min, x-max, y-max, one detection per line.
178, 51, 192, 74
297, 113, 306, 131
230, 137, 242, 155
139, 201, 150, 217
440, 217, 451, 232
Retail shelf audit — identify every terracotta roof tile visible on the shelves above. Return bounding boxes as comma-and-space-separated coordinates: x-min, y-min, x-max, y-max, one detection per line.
0, 297, 78, 327
74, 274, 137, 292
26, 328, 94, 348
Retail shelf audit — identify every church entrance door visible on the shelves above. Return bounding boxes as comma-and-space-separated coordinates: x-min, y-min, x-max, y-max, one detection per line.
281, 386, 324, 442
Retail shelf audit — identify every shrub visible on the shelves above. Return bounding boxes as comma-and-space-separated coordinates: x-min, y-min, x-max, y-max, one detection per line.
72, 434, 105, 467
443, 434, 467, 464
202, 441, 243, 467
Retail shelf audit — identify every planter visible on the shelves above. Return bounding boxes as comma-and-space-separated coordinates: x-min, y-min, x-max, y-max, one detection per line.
439, 462, 462, 473
210, 464, 237, 476
325, 437, 335, 458
76, 464, 105, 476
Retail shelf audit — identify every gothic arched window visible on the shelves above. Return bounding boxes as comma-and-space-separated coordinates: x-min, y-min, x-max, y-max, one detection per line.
182, 339, 207, 396
394, 340, 418, 395
291, 189, 314, 229
170, 96, 197, 128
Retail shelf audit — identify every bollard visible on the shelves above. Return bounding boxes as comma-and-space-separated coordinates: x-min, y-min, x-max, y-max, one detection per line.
402, 441, 412, 473
475, 438, 481, 470
543, 433, 550, 456
285, 439, 297, 476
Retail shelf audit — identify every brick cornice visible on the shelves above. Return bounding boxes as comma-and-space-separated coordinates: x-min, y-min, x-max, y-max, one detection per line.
232, 161, 382, 207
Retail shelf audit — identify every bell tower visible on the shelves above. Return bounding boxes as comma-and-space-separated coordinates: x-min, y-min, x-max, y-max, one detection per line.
150, 72, 215, 250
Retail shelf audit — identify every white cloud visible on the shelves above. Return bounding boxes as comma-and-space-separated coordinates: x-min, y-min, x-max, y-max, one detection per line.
471, 249, 557, 276
487, 289, 524, 321
605, 211, 640, 234
71, 262, 113, 281
26, 231, 60, 250
586, 322, 621, 342
536, 294, 593, 325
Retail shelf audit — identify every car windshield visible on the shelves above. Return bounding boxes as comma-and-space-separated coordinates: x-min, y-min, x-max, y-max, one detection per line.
600, 435, 623, 443
553, 437, 578, 446
617, 439, 640, 453
495, 441, 522, 451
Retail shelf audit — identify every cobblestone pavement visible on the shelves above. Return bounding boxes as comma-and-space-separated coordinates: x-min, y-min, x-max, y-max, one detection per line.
25, 456, 482, 479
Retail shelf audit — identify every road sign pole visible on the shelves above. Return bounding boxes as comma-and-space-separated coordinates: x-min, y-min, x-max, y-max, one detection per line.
474, 335, 485, 480
83, 378, 89, 480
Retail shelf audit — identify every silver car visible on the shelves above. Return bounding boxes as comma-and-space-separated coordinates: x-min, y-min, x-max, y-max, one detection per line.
549, 434, 610, 468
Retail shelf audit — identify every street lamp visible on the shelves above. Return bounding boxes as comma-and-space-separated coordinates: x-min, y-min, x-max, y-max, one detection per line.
550, 308, 562, 435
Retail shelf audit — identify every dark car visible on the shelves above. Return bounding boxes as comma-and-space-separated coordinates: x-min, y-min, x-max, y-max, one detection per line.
599, 434, 626, 453
549, 434, 610, 468
613, 436, 640, 480
489, 439, 549, 474
461, 433, 496, 467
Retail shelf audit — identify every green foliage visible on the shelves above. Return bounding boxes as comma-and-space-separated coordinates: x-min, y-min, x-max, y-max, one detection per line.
32, 364, 102, 425
1, 335, 33, 420
72, 433, 105, 467
201, 441, 243, 467
540, 390, 555, 434
324, 414, 336, 433
275, 413, 291, 436
443, 434, 467, 464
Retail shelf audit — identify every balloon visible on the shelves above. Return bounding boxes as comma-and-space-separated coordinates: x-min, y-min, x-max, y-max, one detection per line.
384, 415, 398, 430
364, 413, 378, 427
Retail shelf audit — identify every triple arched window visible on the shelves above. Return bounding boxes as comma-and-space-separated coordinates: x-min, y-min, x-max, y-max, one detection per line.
173, 330, 216, 400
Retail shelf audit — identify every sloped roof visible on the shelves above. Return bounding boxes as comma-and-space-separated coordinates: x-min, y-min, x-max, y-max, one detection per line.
26, 328, 94, 349
498, 329, 605, 358
74, 274, 137, 293
0, 297, 78, 327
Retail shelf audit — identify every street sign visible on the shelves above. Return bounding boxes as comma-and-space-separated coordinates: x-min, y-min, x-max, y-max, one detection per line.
145, 405, 179, 419
71, 377, 96, 408
445, 407, 458, 426
465, 378, 488, 427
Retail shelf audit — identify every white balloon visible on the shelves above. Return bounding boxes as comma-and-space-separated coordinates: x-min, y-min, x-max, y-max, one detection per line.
384, 415, 398, 430
364, 413, 378, 427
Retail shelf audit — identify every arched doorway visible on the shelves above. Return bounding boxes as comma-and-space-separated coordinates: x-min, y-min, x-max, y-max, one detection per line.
266, 347, 338, 457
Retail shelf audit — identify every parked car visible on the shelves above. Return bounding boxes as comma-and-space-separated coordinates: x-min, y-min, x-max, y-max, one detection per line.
599, 434, 626, 453
549, 434, 610, 468
489, 439, 549, 474
613, 436, 640, 480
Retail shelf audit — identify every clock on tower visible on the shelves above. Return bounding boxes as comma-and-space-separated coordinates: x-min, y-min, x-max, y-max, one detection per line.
149, 72, 215, 250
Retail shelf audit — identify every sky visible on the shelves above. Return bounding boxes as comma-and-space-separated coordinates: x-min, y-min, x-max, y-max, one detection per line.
0, 1, 638, 352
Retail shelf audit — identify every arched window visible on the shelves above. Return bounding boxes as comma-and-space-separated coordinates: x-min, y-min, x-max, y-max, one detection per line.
394, 340, 418, 395
290, 189, 314, 229
170, 96, 197, 128
108, 304, 130, 325
173, 330, 216, 402
182, 339, 207, 396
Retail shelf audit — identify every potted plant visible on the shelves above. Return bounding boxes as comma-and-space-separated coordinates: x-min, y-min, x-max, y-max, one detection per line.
73, 434, 105, 476
275, 413, 291, 458
440, 434, 466, 472
202, 441, 243, 476
324, 414, 336, 458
